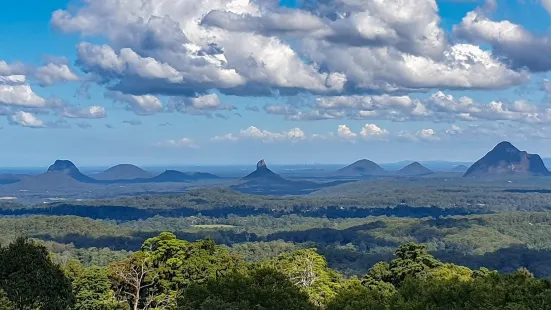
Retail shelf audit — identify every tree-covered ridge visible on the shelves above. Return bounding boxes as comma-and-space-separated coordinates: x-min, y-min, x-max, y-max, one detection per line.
4, 212, 551, 277
1, 235, 551, 310
8, 179, 551, 216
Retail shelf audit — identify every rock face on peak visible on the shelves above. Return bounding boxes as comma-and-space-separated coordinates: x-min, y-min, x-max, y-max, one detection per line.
464, 141, 550, 177
46, 160, 97, 183
336, 159, 388, 176
243, 160, 285, 181
95, 164, 152, 181
47, 160, 79, 174
397, 162, 433, 176
257, 159, 267, 169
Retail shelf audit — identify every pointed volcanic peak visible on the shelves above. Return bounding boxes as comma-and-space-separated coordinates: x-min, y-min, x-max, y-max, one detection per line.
94, 164, 152, 181
464, 141, 550, 177
336, 159, 388, 176
397, 162, 434, 176
46, 159, 97, 183
243, 159, 285, 181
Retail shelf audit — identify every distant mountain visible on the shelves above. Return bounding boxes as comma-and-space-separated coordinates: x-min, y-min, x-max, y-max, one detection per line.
46, 160, 97, 183
464, 141, 550, 177
94, 164, 152, 181
147, 170, 219, 183
452, 165, 469, 173
397, 162, 433, 176
336, 159, 388, 176
233, 160, 347, 195
243, 160, 286, 182
0, 174, 23, 185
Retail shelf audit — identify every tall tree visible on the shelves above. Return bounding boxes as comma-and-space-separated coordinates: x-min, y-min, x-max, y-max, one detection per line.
178, 268, 317, 310
263, 248, 344, 307
72, 265, 121, 310
0, 238, 74, 310
109, 251, 160, 310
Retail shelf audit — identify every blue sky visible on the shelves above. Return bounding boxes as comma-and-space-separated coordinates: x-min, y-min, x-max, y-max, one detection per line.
1, 0, 551, 166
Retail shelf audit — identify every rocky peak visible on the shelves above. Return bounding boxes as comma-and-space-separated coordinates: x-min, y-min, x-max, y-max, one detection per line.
47, 160, 79, 174
257, 159, 267, 169
464, 141, 550, 177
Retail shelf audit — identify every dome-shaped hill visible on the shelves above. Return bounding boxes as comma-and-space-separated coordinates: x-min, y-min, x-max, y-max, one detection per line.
336, 159, 388, 176
397, 162, 433, 176
95, 164, 152, 181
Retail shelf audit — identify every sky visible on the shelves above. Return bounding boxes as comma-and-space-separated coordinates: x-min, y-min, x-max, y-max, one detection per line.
2, 0, 551, 166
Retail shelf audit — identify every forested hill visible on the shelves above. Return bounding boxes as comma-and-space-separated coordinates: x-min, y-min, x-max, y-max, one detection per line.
1, 234, 550, 310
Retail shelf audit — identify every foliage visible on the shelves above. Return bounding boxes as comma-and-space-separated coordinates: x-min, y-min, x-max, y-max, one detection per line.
0, 238, 74, 309
178, 268, 317, 310
262, 248, 344, 307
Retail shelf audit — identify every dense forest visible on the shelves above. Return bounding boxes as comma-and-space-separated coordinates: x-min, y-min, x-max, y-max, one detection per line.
2, 211, 551, 277
4, 184, 551, 308
1, 234, 550, 310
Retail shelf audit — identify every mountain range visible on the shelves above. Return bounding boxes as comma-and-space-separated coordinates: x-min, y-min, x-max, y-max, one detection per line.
0, 141, 549, 194
0, 161, 221, 188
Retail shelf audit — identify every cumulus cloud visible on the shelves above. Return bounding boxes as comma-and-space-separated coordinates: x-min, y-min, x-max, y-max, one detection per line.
211, 133, 239, 142
212, 126, 310, 143
106, 91, 163, 115
453, 9, 551, 72
337, 125, 357, 139
8, 111, 45, 128
264, 91, 551, 125
33, 63, 80, 86
360, 124, 389, 138
399, 128, 440, 142
0, 61, 25, 76
0, 76, 46, 108
172, 93, 234, 116
60, 105, 106, 119
48, 0, 525, 97
240, 126, 306, 142
156, 137, 198, 148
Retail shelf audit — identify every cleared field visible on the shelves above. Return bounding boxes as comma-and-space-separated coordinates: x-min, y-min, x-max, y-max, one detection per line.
191, 224, 237, 229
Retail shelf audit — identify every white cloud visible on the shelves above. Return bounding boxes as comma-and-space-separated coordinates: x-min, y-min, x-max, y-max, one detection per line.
0, 80, 46, 108
0, 61, 25, 76
337, 125, 357, 139
49, 0, 525, 97
416, 128, 440, 141
360, 124, 389, 138
106, 91, 163, 115
264, 91, 551, 125
61, 105, 106, 119
173, 93, 234, 116
8, 111, 45, 128
34, 63, 80, 86
240, 126, 306, 142
156, 137, 198, 148
211, 133, 239, 142
453, 9, 551, 72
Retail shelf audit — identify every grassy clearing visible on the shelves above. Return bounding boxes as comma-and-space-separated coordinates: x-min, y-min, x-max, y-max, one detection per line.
191, 224, 237, 229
